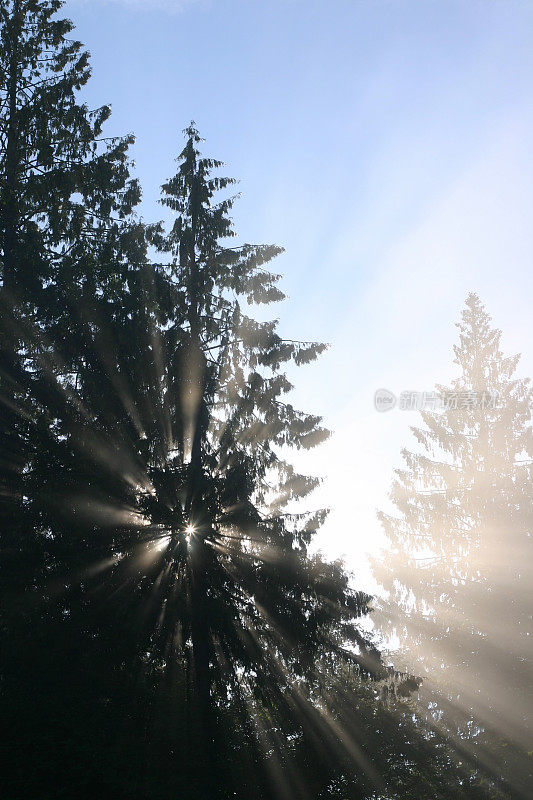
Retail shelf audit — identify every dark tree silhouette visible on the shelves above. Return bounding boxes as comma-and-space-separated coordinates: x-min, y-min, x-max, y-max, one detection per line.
0, 119, 383, 798
0, 0, 140, 308
0, 0, 148, 638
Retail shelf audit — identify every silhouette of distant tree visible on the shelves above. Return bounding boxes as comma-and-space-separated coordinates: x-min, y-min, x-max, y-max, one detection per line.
373, 293, 533, 799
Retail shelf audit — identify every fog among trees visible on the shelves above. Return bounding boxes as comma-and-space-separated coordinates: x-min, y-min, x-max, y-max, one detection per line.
0, 2, 531, 799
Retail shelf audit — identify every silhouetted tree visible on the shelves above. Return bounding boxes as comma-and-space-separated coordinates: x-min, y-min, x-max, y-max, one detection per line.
1, 118, 388, 798
373, 293, 533, 799
0, 0, 140, 308
0, 0, 148, 634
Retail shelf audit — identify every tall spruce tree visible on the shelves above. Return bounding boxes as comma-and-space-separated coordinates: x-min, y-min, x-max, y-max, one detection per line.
372, 293, 533, 798
1, 122, 391, 799
0, 0, 147, 625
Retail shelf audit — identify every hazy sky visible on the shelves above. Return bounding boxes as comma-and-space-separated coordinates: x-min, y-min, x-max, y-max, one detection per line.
66, 0, 533, 589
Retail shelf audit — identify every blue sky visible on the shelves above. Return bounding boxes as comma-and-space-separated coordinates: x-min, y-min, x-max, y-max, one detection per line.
67, 0, 533, 587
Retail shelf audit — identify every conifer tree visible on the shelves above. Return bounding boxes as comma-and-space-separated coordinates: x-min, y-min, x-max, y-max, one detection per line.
1, 123, 387, 799
0, 0, 147, 621
0, 0, 140, 310
373, 293, 533, 798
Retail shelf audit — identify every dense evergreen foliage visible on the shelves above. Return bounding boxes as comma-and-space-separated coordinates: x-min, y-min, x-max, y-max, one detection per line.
0, 0, 140, 310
